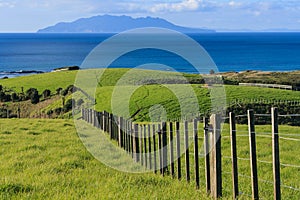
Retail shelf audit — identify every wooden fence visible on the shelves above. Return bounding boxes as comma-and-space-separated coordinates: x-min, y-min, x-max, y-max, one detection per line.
81, 108, 299, 200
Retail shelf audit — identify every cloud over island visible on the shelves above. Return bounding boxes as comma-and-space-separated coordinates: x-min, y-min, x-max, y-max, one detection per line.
0, 0, 300, 32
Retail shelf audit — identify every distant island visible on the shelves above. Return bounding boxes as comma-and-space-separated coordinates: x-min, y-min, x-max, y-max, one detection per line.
37, 15, 215, 33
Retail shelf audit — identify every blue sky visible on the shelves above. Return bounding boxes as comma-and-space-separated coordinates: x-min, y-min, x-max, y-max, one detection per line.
0, 0, 300, 32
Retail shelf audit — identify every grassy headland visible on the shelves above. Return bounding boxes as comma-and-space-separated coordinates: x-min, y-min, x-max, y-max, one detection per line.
0, 69, 299, 121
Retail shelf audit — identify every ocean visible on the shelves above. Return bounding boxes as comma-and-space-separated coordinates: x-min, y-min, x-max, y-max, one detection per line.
0, 32, 300, 78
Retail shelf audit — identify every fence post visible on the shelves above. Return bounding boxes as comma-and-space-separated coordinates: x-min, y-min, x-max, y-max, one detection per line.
158, 124, 163, 174
140, 125, 144, 165
184, 120, 190, 182
248, 110, 259, 200
169, 122, 175, 178
230, 112, 239, 199
133, 124, 140, 162
87, 109, 90, 123
148, 125, 152, 170
176, 121, 181, 180
272, 107, 281, 200
162, 122, 168, 175
93, 110, 96, 127
144, 125, 148, 168
210, 114, 222, 198
118, 117, 123, 147
130, 121, 134, 156
109, 113, 113, 139
194, 119, 200, 189
153, 124, 157, 173
102, 111, 106, 131
204, 117, 211, 194
90, 109, 93, 124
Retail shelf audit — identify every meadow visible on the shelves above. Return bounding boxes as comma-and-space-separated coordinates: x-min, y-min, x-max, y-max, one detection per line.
0, 69, 299, 199
1, 68, 299, 121
0, 119, 212, 200
1, 118, 299, 199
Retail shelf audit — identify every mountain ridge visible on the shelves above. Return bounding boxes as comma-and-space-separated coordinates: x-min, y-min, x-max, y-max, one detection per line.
37, 15, 215, 33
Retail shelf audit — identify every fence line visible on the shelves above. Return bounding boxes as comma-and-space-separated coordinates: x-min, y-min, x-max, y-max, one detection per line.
81, 108, 300, 200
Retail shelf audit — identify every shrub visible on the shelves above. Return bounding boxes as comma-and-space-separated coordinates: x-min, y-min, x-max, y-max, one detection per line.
46, 110, 53, 116
63, 99, 75, 112
61, 89, 68, 96
26, 88, 37, 99
42, 89, 51, 99
1, 94, 11, 102
54, 107, 62, 115
11, 93, 19, 102
30, 90, 40, 104
56, 88, 62, 95
77, 98, 84, 107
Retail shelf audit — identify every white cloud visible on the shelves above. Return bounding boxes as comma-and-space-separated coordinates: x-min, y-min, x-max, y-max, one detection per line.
149, 0, 202, 13
228, 1, 242, 8
0, 0, 15, 8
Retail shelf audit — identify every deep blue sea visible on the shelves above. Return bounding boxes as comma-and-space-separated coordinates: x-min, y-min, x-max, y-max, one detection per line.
0, 32, 300, 78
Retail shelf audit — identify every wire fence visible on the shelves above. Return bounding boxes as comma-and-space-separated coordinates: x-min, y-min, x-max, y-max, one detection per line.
81, 108, 300, 199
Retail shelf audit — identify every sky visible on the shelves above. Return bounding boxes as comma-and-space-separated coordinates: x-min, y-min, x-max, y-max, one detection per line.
0, 0, 300, 32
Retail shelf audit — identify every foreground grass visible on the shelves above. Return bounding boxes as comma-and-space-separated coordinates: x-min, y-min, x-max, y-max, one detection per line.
0, 119, 210, 200
1, 119, 299, 199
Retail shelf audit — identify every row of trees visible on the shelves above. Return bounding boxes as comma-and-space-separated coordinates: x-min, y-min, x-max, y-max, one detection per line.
226, 102, 300, 126
0, 84, 77, 104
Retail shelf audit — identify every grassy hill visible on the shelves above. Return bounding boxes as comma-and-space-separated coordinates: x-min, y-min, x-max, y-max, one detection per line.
0, 68, 300, 121
0, 69, 299, 199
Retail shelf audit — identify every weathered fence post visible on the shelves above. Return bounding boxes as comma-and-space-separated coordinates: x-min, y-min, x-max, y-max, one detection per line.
210, 114, 222, 198
184, 120, 190, 182
93, 110, 96, 127
118, 117, 123, 147
140, 125, 144, 165
148, 125, 152, 169
144, 125, 148, 168
109, 113, 113, 139
153, 124, 157, 173
130, 121, 134, 156
89, 109, 92, 124
169, 122, 175, 178
193, 119, 200, 189
133, 124, 140, 162
230, 112, 239, 199
176, 121, 181, 180
272, 107, 281, 200
162, 122, 168, 175
248, 110, 259, 200
204, 117, 211, 194
158, 124, 163, 174
102, 111, 106, 131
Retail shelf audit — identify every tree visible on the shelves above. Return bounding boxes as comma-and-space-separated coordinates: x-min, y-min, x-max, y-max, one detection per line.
26, 88, 37, 100
56, 88, 62, 95
54, 107, 62, 115
209, 69, 215, 75
30, 90, 40, 104
63, 98, 75, 112
42, 89, 51, 99
61, 89, 68, 96
11, 93, 19, 102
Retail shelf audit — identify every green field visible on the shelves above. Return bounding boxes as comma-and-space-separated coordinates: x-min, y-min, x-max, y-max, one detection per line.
2, 69, 299, 121
0, 119, 211, 200
0, 69, 299, 199
1, 119, 299, 199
